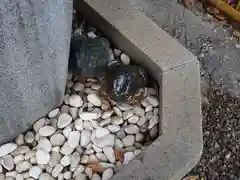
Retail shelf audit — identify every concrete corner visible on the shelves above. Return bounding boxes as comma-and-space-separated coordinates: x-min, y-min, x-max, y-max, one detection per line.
76, 0, 203, 179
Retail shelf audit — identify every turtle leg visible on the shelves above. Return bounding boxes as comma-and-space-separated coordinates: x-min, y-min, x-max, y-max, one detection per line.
131, 88, 145, 105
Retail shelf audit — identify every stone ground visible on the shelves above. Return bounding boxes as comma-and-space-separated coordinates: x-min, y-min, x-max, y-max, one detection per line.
130, 0, 240, 179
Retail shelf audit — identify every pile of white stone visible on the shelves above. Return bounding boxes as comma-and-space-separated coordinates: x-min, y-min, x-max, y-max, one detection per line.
0, 19, 159, 180
0, 73, 159, 180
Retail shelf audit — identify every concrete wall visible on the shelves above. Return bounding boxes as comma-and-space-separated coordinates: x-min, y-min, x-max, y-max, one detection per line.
76, 0, 203, 179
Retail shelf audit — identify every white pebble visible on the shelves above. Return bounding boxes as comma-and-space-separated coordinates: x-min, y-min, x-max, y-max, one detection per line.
146, 96, 159, 107
148, 116, 158, 129
117, 103, 133, 111
57, 113, 72, 128
87, 31, 97, 38
33, 118, 46, 132
49, 151, 61, 168
25, 132, 34, 144
123, 110, 134, 120
115, 139, 123, 148
0, 143, 17, 157
91, 173, 101, 180
95, 127, 110, 139
123, 152, 135, 164
79, 112, 99, 121
100, 162, 115, 168
60, 142, 74, 155
73, 165, 85, 176
68, 131, 80, 148
52, 164, 63, 178
103, 147, 116, 163
36, 150, 50, 164
134, 106, 145, 117
92, 134, 115, 148
30, 157, 37, 164
69, 107, 78, 120
39, 173, 54, 180
16, 174, 23, 180
70, 152, 80, 169
91, 120, 100, 129
95, 153, 107, 162
107, 125, 120, 133
63, 171, 72, 180
74, 173, 86, 180
74, 118, 84, 131
87, 94, 101, 107
1, 155, 14, 171
12, 146, 29, 156
50, 134, 66, 146
102, 111, 113, 119
123, 135, 135, 147
92, 144, 102, 153
60, 155, 71, 167
84, 148, 94, 155
124, 125, 139, 134
22, 172, 30, 179
15, 134, 25, 146
145, 105, 153, 112
29, 166, 42, 179
111, 116, 123, 125
48, 108, 60, 118
6, 171, 17, 178
120, 53, 130, 65
69, 95, 83, 107
37, 138, 52, 152
13, 155, 24, 164
113, 107, 122, 117
73, 83, 84, 92
134, 149, 142, 156
135, 133, 144, 142
63, 125, 73, 138
100, 118, 111, 127
80, 130, 91, 147
39, 126, 56, 137
83, 121, 94, 131
137, 117, 147, 126
85, 167, 92, 178
102, 168, 114, 180
52, 147, 60, 153
16, 161, 32, 173
80, 155, 89, 164
128, 115, 139, 124
147, 88, 157, 96
24, 150, 35, 160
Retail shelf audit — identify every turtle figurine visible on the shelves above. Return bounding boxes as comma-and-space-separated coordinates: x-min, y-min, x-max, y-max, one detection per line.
102, 64, 148, 105
69, 35, 110, 83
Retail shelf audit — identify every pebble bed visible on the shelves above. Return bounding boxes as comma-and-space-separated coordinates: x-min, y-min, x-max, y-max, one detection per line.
0, 16, 160, 180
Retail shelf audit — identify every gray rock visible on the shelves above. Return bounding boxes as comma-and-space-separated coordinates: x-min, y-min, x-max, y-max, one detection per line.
0, 0, 72, 144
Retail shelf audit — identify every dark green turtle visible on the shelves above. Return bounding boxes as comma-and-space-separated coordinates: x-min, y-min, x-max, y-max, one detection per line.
69, 35, 110, 81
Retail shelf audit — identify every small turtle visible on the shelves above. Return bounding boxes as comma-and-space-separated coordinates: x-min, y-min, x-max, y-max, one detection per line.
69, 35, 110, 82
104, 64, 148, 105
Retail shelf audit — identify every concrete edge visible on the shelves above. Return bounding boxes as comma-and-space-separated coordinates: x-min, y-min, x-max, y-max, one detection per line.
77, 1, 203, 179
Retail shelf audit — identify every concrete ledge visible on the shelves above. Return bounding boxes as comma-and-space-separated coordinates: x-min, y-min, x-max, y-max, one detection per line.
76, 0, 203, 179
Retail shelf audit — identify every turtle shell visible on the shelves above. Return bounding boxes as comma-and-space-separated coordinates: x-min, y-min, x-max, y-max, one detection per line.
106, 65, 148, 103
69, 35, 110, 78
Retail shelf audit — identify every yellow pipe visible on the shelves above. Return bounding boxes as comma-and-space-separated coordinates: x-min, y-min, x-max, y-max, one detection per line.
208, 0, 240, 21
236, 0, 240, 11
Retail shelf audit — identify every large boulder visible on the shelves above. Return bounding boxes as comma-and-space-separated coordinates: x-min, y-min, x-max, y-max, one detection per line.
0, 0, 72, 144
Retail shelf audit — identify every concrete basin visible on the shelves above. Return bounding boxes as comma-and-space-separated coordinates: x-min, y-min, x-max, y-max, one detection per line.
75, 0, 203, 179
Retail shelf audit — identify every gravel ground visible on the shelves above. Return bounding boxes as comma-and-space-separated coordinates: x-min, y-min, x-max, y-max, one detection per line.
185, 87, 240, 180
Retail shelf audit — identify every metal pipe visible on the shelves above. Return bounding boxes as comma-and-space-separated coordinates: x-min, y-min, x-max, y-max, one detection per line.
208, 0, 240, 21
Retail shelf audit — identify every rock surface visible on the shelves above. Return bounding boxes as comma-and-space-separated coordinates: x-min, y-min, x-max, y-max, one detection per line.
0, 0, 72, 144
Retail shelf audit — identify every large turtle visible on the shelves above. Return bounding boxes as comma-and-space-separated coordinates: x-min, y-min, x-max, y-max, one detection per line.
69, 35, 110, 82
